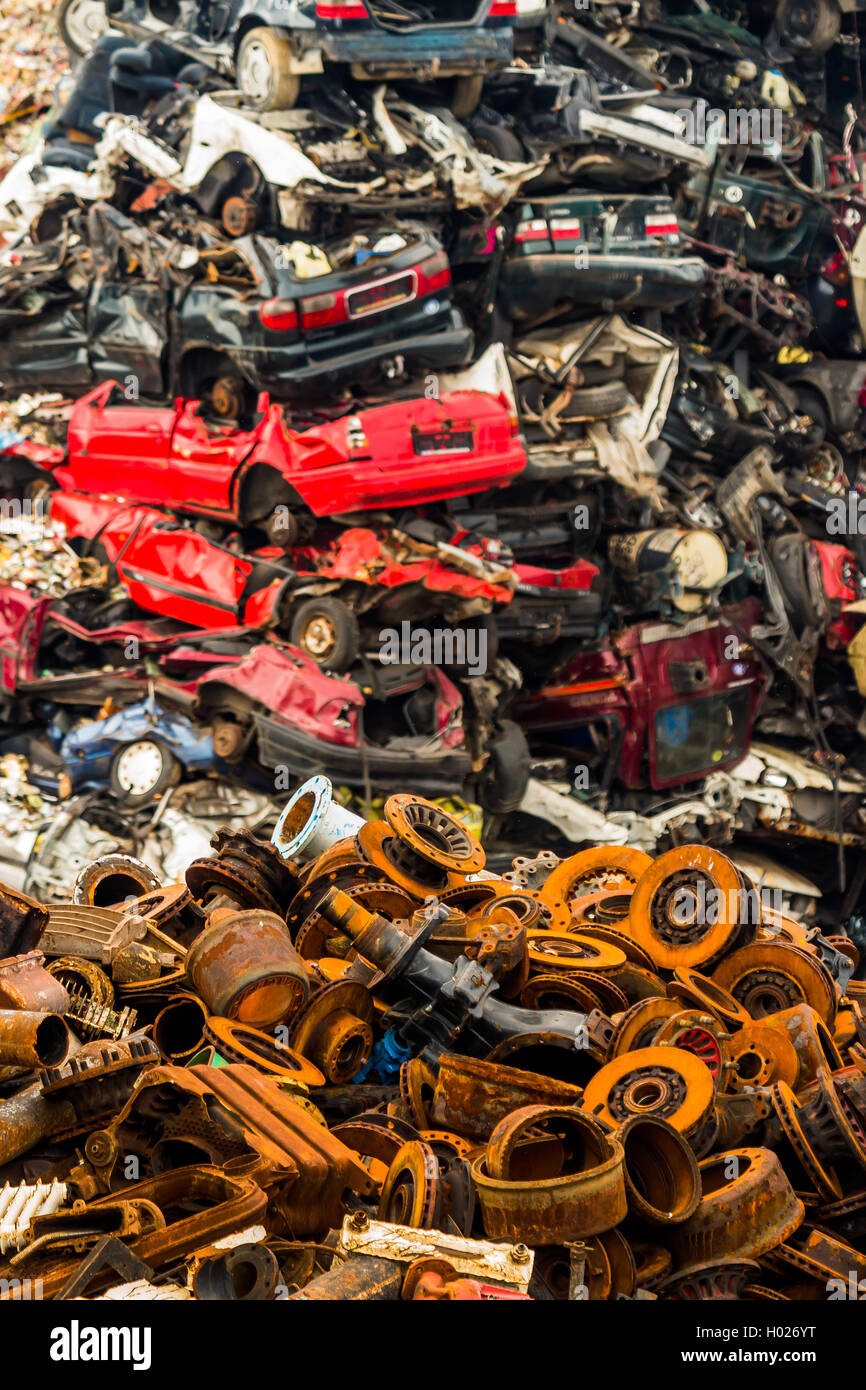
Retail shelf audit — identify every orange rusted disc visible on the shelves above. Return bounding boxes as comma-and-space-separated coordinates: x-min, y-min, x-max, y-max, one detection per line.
570, 971, 629, 1014
539, 847, 654, 909
609, 964, 670, 1003
569, 918, 655, 970
727, 1021, 800, 1091
289, 979, 375, 1083
668, 967, 752, 1029
712, 942, 837, 1026
526, 931, 626, 975
628, 845, 759, 971
378, 1139, 443, 1229
607, 998, 682, 1059
399, 1057, 438, 1130
202, 1016, 325, 1087
583, 1046, 716, 1140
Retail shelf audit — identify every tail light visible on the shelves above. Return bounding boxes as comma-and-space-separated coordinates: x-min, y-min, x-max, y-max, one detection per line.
549, 216, 582, 242
487, 0, 518, 15
301, 291, 348, 329
259, 298, 299, 331
821, 249, 850, 287
415, 251, 451, 296
315, 1, 370, 18
514, 218, 548, 243
645, 214, 680, 237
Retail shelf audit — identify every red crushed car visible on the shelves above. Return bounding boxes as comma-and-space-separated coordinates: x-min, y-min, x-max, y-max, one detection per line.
4, 380, 527, 542
49, 493, 515, 669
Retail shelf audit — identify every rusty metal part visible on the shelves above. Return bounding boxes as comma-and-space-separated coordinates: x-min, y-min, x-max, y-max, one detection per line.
583, 1046, 717, 1144
760, 1003, 843, 1085
538, 847, 654, 922
203, 1016, 324, 1086
520, 974, 603, 1013
472, 1106, 626, 1245
111, 941, 168, 985
0, 951, 69, 1013
186, 908, 309, 1029
41, 905, 144, 963
385, 794, 485, 877
568, 915, 654, 970
628, 846, 759, 971
378, 1140, 443, 1229
715, 1088, 774, 1150
591, 1226, 636, 1299
0, 1010, 70, 1069
46, 956, 137, 1038
193, 1242, 279, 1301
430, 1054, 582, 1141
13, 1196, 165, 1266
713, 942, 837, 1025
672, 1148, 804, 1264
0, 1038, 158, 1166
762, 1225, 866, 1285
1, 1168, 267, 1300
616, 1114, 701, 1225
338, 1211, 533, 1290
632, 1242, 673, 1289
399, 1058, 437, 1130
84, 1063, 376, 1231
485, 1025, 606, 1086
331, 1114, 421, 1183
653, 1010, 731, 1087
526, 930, 626, 976
153, 994, 210, 1061
769, 1079, 844, 1200
568, 972, 628, 1014
289, 980, 374, 1083
568, 889, 632, 929
186, 827, 299, 915
659, 1258, 761, 1300
728, 1022, 800, 1092
795, 1066, 866, 1172
610, 965, 670, 1002
73, 855, 161, 908
607, 998, 682, 1058
294, 882, 414, 961
0, 884, 48, 959
125, 883, 192, 929
667, 967, 751, 1029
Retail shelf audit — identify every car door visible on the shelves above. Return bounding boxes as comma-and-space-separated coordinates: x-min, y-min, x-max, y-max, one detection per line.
0, 302, 91, 390
66, 381, 174, 498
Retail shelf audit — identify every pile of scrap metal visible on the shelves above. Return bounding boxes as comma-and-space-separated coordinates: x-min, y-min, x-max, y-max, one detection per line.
1, 777, 865, 1302
1, 1, 866, 1119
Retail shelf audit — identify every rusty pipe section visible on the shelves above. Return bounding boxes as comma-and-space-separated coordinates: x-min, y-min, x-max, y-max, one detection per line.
0, 1010, 70, 1069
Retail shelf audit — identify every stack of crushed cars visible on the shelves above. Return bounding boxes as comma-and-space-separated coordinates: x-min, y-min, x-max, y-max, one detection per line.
0, 3, 866, 924
0, 778, 865, 1302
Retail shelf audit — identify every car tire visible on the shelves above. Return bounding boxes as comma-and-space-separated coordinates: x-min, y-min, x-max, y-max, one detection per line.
290, 597, 361, 671
471, 121, 524, 161
479, 719, 530, 813
774, 0, 841, 55
236, 28, 300, 111
57, 0, 108, 58
567, 379, 630, 418
448, 74, 484, 120
110, 740, 181, 806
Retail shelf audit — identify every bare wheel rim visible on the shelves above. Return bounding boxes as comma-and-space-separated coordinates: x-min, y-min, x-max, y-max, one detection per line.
302, 615, 337, 659
239, 40, 275, 103
64, 0, 108, 50
115, 741, 166, 797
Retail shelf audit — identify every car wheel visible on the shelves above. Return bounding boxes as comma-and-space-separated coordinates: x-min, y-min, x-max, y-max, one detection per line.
110, 740, 181, 805
290, 598, 361, 671
448, 74, 484, 120
237, 28, 300, 111
57, 0, 108, 57
568, 379, 630, 418
211, 375, 247, 419
471, 121, 524, 161
774, 0, 841, 55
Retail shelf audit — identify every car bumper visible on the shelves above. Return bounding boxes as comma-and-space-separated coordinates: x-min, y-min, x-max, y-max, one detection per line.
500, 254, 708, 317
319, 27, 512, 76
253, 712, 472, 793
